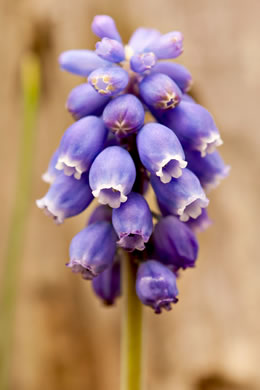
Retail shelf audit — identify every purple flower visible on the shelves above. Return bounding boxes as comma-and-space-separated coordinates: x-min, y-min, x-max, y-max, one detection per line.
153, 216, 199, 270
59, 50, 111, 77
103, 94, 145, 137
66, 83, 109, 120
56, 116, 108, 180
139, 73, 182, 111
127, 28, 161, 54
159, 101, 223, 156
130, 52, 157, 74
185, 208, 212, 233
151, 62, 192, 93
136, 260, 178, 313
42, 148, 61, 184
36, 173, 93, 224
185, 150, 230, 192
151, 169, 209, 222
67, 221, 117, 279
137, 122, 187, 183
91, 15, 122, 42
145, 31, 183, 59
89, 146, 136, 208
92, 261, 120, 305
88, 66, 129, 96
112, 192, 153, 252
88, 205, 112, 225
96, 38, 125, 63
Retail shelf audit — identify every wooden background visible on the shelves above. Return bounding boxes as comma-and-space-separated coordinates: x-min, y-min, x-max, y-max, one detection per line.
1, 0, 260, 389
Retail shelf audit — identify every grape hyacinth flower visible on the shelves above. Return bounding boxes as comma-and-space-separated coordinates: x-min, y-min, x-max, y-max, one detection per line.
37, 14, 229, 320
112, 192, 153, 251
136, 260, 179, 313
67, 221, 117, 279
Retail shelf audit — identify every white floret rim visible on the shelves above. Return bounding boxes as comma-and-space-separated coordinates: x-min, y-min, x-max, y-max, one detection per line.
92, 184, 127, 209
36, 198, 64, 224
155, 155, 187, 183
177, 195, 209, 222
196, 132, 223, 157
56, 155, 85, 180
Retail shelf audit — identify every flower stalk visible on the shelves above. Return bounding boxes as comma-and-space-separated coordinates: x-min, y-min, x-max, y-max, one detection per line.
121, 253, 143, 390
0, 53, 40, 390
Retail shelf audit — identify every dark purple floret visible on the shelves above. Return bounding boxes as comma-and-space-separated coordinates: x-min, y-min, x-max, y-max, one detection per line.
136, 260, 178, 313
92, 261, 121, 305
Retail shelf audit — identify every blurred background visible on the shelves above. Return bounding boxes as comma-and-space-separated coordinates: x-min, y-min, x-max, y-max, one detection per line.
1, 0, 260, 389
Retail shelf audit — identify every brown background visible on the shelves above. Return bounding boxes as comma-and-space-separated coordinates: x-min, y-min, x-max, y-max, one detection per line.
1, 0, 260, 389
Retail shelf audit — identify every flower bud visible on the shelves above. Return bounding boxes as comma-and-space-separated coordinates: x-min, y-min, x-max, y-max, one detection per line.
91, 15, 122, 42
36, 173, 93, 224
151, 169, 209, 222
136, 260, 178, 313
160, 101, 223, 157
96, 38, 125, 62
59, 50, 110, 77
186, 208, 212, 233
66, 83, 109, 120
102, 94, 145, 137
185, 150, 230, 192
151, 62, 192, 92
89, 146, 136, 208
42, 148, 61, 184
127, 28, 161, 54
88, 205, 112, 225
130, 52, 157, 74
153, 216, 198, 270
139, 73, 182, 111
56, 116, 108, 180
88, 66, 129, 96
92, 261, 120, 305
145, 31, 183, 59
67, 221, 117, 279
112, 192, 153, 251
137, 123, 187, 183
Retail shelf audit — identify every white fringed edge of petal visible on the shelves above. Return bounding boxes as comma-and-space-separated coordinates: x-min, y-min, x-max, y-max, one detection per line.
56, 155, 85, 180
177, 195, 209, 222
196, 132, 223, 157
36, 198, 64, 224
155, 155, 187, 183
92, 184, 127, 208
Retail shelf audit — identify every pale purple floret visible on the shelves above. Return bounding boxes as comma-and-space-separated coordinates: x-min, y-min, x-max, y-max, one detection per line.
153, 216, 198, 270
185, 208, 212, 233
185, 149, 230, 192
112, 192, 153, 252
67, 221, 117, 279
182, 94, 196, 103
137, 123, 187, 183
88, 66, 129, 96
42, 148, 61, 184
91, 15, 122, 42
92, 261, 120, 305
151, 62, 192, 93
145, 31, 183, 59
158, 101, 223, 157
96, 38, 125, 63
59, 50, 111, 77
136, 260, 178, 313
151, 169, 209, 222
127, 28, 161, 54
89, 146, 136, 208
56, 116, 108, 180
139, 73, 182, 111
66, 83, 109, 120
130, 52, 157, 74
88, 205, 112, 225
103, 94, 145, 137
36, 173, 93, 224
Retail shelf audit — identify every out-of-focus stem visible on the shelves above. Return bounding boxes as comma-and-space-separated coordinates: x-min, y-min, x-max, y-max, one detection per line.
0, 53, 40, 390
121, 253, 143, 390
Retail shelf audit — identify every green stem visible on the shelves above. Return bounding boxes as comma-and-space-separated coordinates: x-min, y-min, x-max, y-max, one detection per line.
0, 53, 40, 390
121, 253, 143, 390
